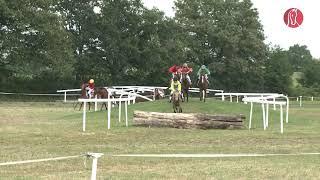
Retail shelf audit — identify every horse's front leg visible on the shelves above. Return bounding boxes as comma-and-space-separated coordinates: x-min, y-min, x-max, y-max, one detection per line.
186, 91, 189, 102
79, 102, 83, 111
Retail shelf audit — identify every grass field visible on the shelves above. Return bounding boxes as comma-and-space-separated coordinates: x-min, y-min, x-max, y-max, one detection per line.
0, 98, 319, 179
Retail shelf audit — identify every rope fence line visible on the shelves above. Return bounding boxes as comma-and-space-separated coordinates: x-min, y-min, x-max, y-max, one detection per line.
112, 152, 320, 158
0, 153, 104, 180
1, 152, 318, 179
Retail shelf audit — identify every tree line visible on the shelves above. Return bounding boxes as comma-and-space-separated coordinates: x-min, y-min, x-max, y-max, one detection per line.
1, 0, 319, 95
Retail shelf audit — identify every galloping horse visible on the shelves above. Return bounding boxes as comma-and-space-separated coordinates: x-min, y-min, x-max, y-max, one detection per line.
75, 82, 92, 110
180, 73, 190, 102
172, 90, 182, 113
198, 75, 208, 102
94, 87, 117, 110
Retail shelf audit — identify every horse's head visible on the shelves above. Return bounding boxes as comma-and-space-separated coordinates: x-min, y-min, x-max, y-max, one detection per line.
198, 75, 208, 89
81, 83, 89, 90
154, 88, 165, 99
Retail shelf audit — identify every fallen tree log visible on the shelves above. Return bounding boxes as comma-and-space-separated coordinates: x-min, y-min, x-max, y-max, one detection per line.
133, 111, 245, 129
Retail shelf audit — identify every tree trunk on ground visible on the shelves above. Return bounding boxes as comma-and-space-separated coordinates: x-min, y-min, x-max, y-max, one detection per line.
133, 111, 245, 129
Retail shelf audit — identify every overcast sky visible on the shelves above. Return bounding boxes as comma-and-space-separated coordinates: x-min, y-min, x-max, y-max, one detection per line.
142, 0, 320, 58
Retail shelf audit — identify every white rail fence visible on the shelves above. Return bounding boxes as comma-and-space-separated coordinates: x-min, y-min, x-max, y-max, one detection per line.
79, 89, 136, 131
215, 93, 289, 133
57, 86, 224, 102
242, 94, 289, 134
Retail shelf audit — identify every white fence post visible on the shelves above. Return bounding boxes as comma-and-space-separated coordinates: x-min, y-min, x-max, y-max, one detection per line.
280, 105, 284, 134
299, 96, 302, 107
266, 103, 269, 128
119, 97, 122, 122
249, 102, 253, 129
94, 95, 97, 112
262, 103, 266, 130
125, 100, 128, 127
64, 92, 67, 102
83, 102, 86, 132
107, 100, 111, 129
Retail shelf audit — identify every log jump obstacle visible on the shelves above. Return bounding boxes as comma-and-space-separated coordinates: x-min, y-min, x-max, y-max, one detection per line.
133, 111, 244, 129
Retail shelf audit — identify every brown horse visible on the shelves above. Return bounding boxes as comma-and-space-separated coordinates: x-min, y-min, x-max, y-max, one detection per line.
172, 90, 182, 113
75, 83, 92, 110
180, 73, 190, 102
198, 75, 208, 102
94, 87, 116, 110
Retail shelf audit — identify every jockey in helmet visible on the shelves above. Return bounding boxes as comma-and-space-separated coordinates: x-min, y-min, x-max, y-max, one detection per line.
179, 63, 193, 85
169, 76, 181, 101
87, 79, 95, 98
168, 64, 181, 81
197, 65, 210, 84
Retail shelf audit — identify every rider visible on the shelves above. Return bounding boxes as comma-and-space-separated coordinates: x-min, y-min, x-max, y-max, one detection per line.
87, 79, 95, 98
197, 65, 210, 84
168, 64, 181, 82
179, 63, 193, 85
169, 76, 181, 101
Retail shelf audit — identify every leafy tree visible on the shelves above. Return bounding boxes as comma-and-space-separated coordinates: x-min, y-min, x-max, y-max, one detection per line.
0, 0, 75, 92
287, 44, 313, 71
174, 0, 267, 91
264, 47, 292, 94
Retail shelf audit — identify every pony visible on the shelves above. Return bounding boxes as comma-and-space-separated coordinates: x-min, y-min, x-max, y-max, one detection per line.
180, 73, 190, 102
198, 75, 208, 102
172, 90, 182, 113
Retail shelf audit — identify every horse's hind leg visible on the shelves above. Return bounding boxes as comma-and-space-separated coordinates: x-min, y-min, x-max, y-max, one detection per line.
74, 102, 78, 110
186, 92, 189, 102
79, 102, 83, 111
103, 103, 107, 110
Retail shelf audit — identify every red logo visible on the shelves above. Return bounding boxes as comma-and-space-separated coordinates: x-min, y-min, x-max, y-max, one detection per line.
284, 8, 303, 28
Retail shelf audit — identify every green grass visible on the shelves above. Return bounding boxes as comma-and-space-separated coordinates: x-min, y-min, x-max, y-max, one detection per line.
0, 98, 319, 179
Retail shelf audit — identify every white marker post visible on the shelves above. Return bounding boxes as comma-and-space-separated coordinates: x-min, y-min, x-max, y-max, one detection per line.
87, 153, 104, 180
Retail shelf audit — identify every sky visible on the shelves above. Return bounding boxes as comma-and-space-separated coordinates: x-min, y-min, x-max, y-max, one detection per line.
142, 0, 320, 58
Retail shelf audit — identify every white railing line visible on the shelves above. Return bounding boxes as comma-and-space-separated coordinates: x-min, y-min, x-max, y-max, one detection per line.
0, 92, 63, 96
57, 89, 81, 93
215, 93, 281, 96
